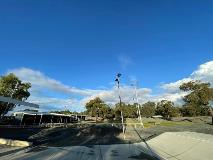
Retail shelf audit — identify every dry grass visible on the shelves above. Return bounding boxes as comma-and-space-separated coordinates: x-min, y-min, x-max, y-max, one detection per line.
125, 118, 193, 128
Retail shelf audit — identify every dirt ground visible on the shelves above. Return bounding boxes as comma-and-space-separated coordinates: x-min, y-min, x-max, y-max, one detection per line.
0, 124, 127, 146
0, 117, 213, 147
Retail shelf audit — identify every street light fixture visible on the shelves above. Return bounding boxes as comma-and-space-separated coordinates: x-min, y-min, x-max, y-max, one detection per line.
115, 73, 125, 139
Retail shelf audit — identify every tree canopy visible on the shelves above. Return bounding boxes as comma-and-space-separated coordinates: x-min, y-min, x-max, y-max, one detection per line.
0, 73, 31, 116
114, 102, 138, 118
180, 81, 213, 116
51, 109, 73, 115
85, 97, 110, 118
141, 101, 156, 117
156, 100, 180, 118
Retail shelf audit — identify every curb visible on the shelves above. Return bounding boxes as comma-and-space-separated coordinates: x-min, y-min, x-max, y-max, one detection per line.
0, 138, 32, 147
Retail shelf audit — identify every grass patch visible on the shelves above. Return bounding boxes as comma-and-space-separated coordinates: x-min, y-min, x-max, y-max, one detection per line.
125, 118, 193, 128
85, 118, 194, 128
125, 118, 141, 123
159, 121, 192, 126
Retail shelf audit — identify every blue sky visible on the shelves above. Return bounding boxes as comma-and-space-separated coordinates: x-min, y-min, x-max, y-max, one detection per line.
0, 0, 213, 111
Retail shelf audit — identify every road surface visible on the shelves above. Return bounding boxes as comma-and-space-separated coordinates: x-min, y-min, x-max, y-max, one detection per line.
1, 125, 213, 160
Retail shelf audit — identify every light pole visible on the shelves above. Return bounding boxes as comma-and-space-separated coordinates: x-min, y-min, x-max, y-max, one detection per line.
115, 73, 125, 139
132, 82, 144, 128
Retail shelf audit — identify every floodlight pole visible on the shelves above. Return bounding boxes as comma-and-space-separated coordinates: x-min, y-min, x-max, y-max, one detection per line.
115, 73, 125, 139
133, 83, 144, 128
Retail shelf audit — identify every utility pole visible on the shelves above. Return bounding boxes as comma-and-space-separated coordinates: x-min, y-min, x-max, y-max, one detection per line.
115, 73, 125, 139
132, 82, 144, 128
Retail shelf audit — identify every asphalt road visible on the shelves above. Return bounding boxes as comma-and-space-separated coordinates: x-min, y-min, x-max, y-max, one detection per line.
1, 131, 213, 160
0, 142, 161, 160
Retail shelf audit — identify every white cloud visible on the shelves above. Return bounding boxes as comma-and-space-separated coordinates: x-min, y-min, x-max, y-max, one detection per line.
5, 61, 213, 112
161, 78, 192, 92
159, 61, 213, 103
27, 96, 82, 112
6, 67, 153, 111
81, 86, 152, 105
149, 92, 187, 105
191, 61, 213, 83
7, 68, 100, 96
161, 61, 213, 92
6, 68, 102, 112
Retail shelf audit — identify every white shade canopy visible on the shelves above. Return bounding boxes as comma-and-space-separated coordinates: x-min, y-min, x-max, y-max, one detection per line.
0, 96, 39, 108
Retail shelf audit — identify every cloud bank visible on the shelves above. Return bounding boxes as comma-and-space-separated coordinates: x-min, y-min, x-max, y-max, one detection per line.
6, 61, 213, 112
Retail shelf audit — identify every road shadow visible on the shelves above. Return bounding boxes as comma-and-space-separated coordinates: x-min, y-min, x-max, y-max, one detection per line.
0, 124, 125, 147
0, 124, 162, 159
30, 124, 126, 147
0, 127, 43, 141
28, 124, 161, 159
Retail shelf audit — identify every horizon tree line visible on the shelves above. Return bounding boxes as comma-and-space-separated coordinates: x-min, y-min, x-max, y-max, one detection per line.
83, 80, 213, 120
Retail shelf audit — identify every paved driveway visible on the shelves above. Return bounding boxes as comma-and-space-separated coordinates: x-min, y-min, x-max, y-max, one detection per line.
147, 132, 213, 160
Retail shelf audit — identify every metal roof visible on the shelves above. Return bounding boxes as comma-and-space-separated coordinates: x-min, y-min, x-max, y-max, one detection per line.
0, 96, 39, 108
13, 111, 77, 117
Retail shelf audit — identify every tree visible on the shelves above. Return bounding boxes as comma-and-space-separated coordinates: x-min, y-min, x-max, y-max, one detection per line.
156, 100, 179, 118
85, 97, 103, 116
126, 104, 138, 118
51, 109, 73, 115
114, 102, 138, 119
85, 97, 109, 118
0, 73, 31, 116
141, 101, 156, 117
180, 81, 213, 112
179, 81, 213, 118
180, 105, 197, 117
97, 104, 112, 119
104, 107, 115, 119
